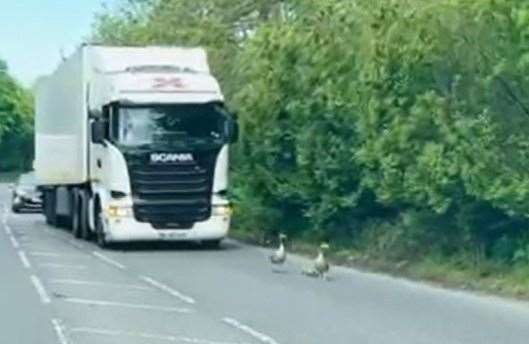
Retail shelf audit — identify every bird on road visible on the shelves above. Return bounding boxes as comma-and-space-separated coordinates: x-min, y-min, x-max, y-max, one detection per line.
269, 233, 287, 270
302, 243, 331, 280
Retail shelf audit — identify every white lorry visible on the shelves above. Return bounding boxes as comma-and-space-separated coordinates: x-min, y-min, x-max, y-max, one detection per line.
35, 45, 238, 248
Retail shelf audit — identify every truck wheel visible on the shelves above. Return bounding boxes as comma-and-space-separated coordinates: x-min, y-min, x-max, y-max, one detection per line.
94, 201, 108, 249
44, 190, 57, 226
71, 192, 82, 238
80, 193, 91, 241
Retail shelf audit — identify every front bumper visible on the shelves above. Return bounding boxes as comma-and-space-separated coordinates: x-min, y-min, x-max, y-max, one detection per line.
13, 195, 42, 210
103, 214, 230, 243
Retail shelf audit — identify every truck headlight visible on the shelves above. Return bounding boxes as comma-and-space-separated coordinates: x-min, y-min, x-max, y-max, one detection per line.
212, 205, 232, 217
106, 205, 133, 218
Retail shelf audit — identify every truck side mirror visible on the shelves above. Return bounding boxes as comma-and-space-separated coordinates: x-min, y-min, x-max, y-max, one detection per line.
91, 120, 107, 144
225, 118, 239, 144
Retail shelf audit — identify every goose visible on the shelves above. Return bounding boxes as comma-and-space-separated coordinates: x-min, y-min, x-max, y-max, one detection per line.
269, 233, 287, 267
303, 243, 330, 280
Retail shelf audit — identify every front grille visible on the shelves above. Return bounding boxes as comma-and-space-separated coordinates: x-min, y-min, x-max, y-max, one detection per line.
126, 149, 220, 229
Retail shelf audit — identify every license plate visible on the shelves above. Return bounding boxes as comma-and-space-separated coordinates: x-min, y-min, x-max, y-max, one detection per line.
159, 232, 188, 240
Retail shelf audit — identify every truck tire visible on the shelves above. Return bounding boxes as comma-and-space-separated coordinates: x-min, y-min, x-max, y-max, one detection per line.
80, 192, 91, 241
94, 200, 109, 249
56, 214, 72, 229
44, 190, 57, 226
71, 191, 82, 238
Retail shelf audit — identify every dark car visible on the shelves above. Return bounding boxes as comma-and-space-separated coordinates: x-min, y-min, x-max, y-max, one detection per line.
10, 172, 42, 213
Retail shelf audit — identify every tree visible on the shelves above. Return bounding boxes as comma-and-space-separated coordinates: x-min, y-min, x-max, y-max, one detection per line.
0, 57, 34, 171
91, 0, 529, 257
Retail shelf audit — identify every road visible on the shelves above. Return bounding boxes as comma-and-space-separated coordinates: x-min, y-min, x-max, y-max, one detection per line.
1, 185, 529, 344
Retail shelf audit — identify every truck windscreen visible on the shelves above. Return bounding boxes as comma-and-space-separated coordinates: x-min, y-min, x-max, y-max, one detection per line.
112, 104, 227, 147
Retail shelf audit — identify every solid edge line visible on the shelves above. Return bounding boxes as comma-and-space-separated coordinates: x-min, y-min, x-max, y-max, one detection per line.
52, 319, 69, 344
92, 251, 126, 270
223, 318, 280, 344
139, 275, 196, 305
31, 275, 51, 304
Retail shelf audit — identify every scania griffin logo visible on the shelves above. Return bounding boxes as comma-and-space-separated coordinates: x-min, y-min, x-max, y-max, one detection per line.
150, 153, 194, 164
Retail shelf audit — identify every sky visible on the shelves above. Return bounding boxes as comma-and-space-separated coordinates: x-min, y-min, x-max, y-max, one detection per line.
0, 0, 112, 87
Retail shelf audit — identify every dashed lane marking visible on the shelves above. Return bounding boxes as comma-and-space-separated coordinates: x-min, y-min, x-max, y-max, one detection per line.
63, 297, 192, 313
92, 251, 127, 270
29, 252, 73, 258
223, 318, 280, 344
52, 319, 69, 344
18, 250, 31, 268
9, 235, 20, 248
30, 275, 51, 304
69, 328, 250, 344
48, 279, 151, 291
39, 263, 88, 270
139, 275, 196, 304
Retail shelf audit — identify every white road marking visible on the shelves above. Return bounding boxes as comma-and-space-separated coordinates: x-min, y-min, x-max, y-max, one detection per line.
223, 318, 280, 344
92, 251, 126, 270
30, 275, 51, 304
49, 279, 151, 291
139, 275, 196, 304
69, 328, 249, 344
39, 263, 87, 270
29, 252, 68, 258
9, 235, 20, 248
52, 319, 69, 344
4, 225, 11, 235
63, 298, 192, 313
18, 250, 31, 268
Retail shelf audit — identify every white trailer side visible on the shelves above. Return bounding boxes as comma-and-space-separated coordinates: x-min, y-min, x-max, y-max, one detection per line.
35, 49, 88, 186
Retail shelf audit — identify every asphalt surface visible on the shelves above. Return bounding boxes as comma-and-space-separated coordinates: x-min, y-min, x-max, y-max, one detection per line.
2, 184, 529, 344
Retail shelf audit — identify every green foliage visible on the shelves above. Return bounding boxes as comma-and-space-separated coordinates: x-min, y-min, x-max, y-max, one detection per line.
0, 58, 34, 171
92, 0, 529, 263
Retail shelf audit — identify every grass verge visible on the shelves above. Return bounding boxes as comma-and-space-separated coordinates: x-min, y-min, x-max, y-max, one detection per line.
230, 228, 529, 301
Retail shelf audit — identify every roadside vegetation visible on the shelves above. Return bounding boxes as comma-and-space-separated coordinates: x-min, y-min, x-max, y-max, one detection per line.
0, 59, 33, 172
93, 0, 529, 297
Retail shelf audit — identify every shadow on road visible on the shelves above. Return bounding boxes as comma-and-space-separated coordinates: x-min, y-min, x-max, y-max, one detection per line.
109, 240, 242, 253
26, 216, 242, 253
